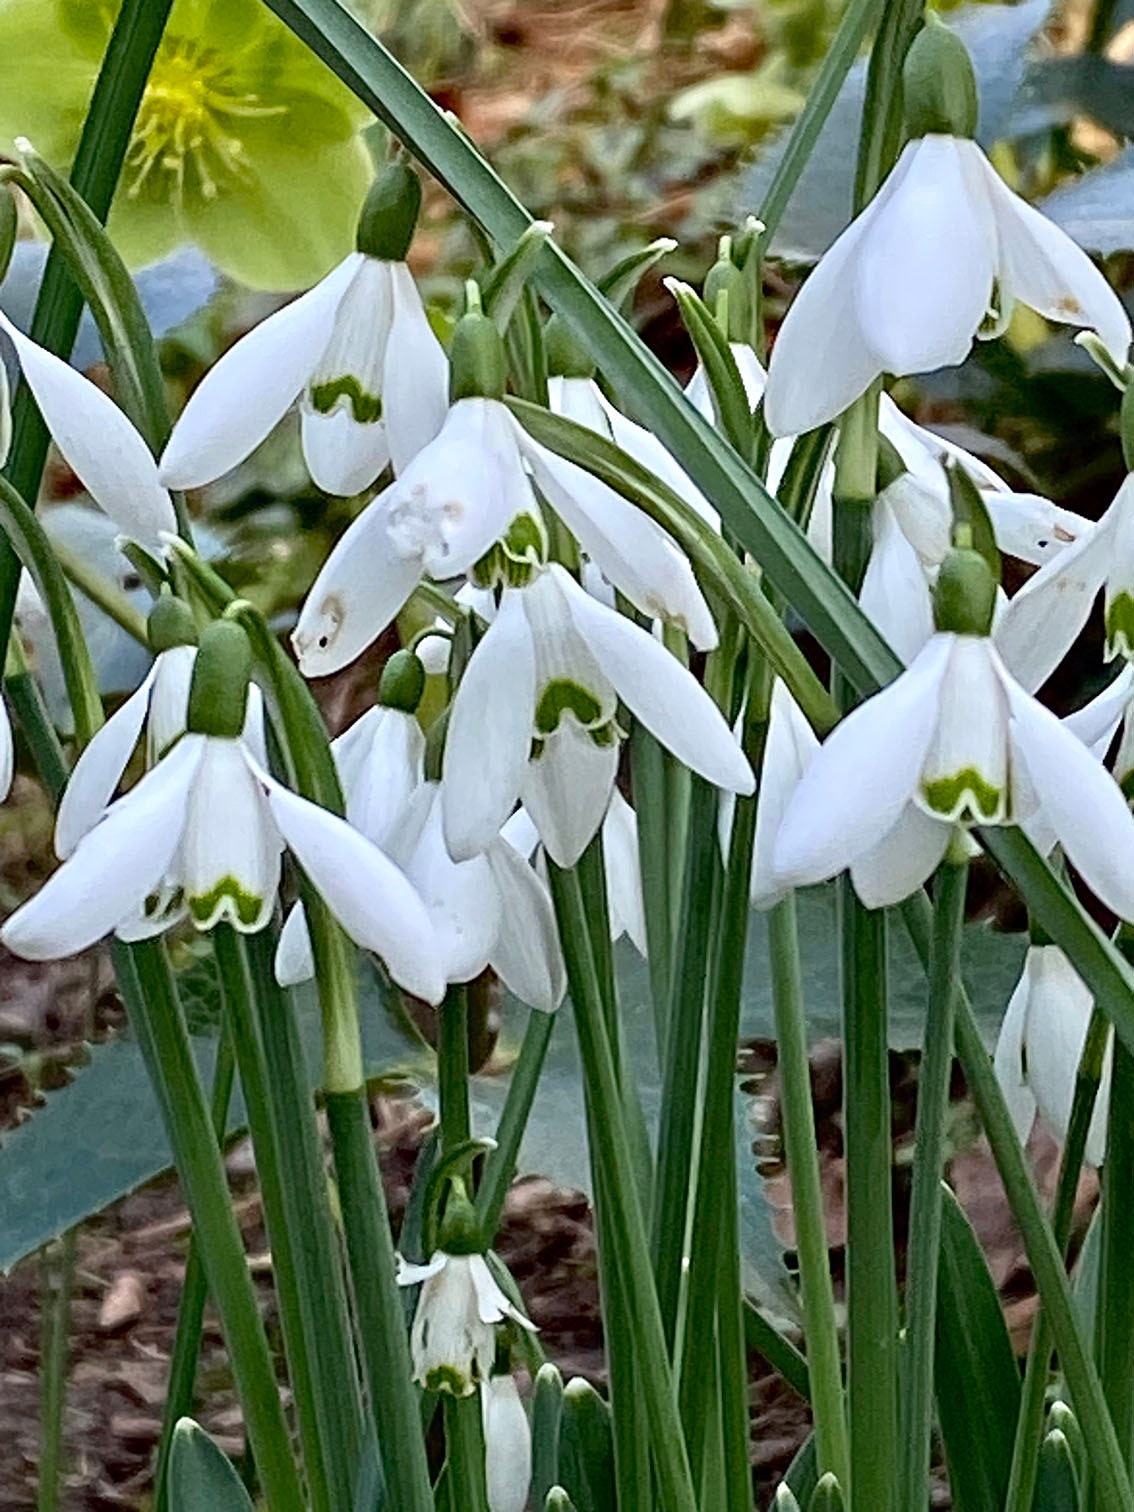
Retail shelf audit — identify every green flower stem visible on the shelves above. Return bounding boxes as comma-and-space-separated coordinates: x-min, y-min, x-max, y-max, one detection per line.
715, 1140, 755, 1512
630, 724, 674, 1047
652, 775, 721, 1349
1004, 1006, 1109, 1512
898, 851, 968, 1512
1099, 1031, 1134, 1465
744, 1302, 810, 1402
214, 924, 363, 1512
5, 638, 69, 802
900, 898, 1134, 1510
548, 859, 699, 1512
154, 1026, 236, 1512
475, 1009, 555, 1240
324, 1090, 436, 1512
853, 0, 923, 209
37, 1228, 75, 1512
0, 0, 173, 650
767, 894, 850, 1490
113, 938, 306, 1512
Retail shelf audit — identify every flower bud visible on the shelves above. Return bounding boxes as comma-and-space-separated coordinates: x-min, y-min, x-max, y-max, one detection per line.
450, 307, 508, 403
356, 160, 422, 261
704, 255, 752, 343
187, 620, 253, 739
147, 592, 198, 654
0, 183, 16, 285
772, 1487, 802, 1512
809, 1472, 846, 1512
903, 18, 978, 140
933, 547, 997, 636
544, 314, 594, 379
544, 1491, 576, 1511
378, 648, 426, 714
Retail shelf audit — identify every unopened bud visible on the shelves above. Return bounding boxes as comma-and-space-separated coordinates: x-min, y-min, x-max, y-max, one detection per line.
544, 1492, 577, 1511
0, 183, 16, 284
450, 302, 507, 403
187, 620, 252, 739
809, 1472, 846, 1512
903, 17, 978, 140
933, 547, 997, 637
356, 161, 422, 262
704, 255, 752, 343
545, 314, 594, 379
378, 648, 426, 713
773, 1487, 802, 1512
147, 592, 198, 654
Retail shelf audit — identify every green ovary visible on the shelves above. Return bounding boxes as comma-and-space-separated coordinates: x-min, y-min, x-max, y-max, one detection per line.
188, 877, 265, 928
310, 375, 382, 424
921, 768, 1003, 822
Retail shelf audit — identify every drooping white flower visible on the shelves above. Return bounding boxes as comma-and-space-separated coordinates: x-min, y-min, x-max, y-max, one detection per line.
291, 393, 718, 678
482, 1375, 533, 1512
397, 1250, 536, 1397
2, 729, 445, 1002
442, 564, 753, 868
994, 944, 1111, 1167
159, 250, 448, 495
0, 312, 176, 545
996, 474, 1134, 694
773, 630, 1134, 914
763, 134, 1131, 437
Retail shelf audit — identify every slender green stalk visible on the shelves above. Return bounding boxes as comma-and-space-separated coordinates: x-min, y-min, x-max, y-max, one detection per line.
715, 1139, 756, 1512
324, 1090, 435, 1512
52, 537, 149, 645
1004, 1006, 1109, 1512
0, 0, 173, 651
154, 1027, 236, 1512
37, 1229, 76, 1512
548, 861, 698, 1512
852, 0, 923, 209
475, 1010, 555, 1238
443, 1395, 490, 1512
898, 853, 968, 1512
114, 939, 305, 1512
6, 643, 69, 802
1099, 1034, 1134, 1465
768, 895, 850, 1489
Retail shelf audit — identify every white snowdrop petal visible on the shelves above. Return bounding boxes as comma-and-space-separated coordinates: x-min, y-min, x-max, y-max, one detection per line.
554, 567, 753, 795
335, 705, 426, 850
1064, 664, 1134, 758
402, 786, 501, 985
1023, 946, 1099, 1155
54, 666, 155, 858
599, 388, 720, 529
181, 741, 281, 932
859, 499, 935, 664
849, 801, 952, 909
275, 901, 315, 987
147, 645, 197, 763
602, 790, 648, 956
773, 635, 952, 888
0, 695, 12, 803
482, 1376, 533, 1512
292, 484, 423, 677
443, 592, 536, 862
994, 517, 1113, 693
992, 963, 1037, 1147
751, 680, 820, 911
300, 406, 391, 497
918, 638, 1010, 823
485, 837, 567, 1011
0, 314, 175, 544
1, 735, 202, 960
983, 493, 1091, 569
521, 721, 619, 869
159, 253, 363, 488
382, 263, 451, 474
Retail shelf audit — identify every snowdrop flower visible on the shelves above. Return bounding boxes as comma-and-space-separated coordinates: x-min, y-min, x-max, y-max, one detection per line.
397, 1247, 535, 1397
482, 1375, 533, 1512
2, 623, 445, 1002
774, 548, 1134, 913
762, 24, 1130, 437
160, 164, 449, 496
995, 945, 1111, 1166
0, 312, 175, 546
442, 562, 753, 868
292, 307, 717, 678
996, 475, 1134, 694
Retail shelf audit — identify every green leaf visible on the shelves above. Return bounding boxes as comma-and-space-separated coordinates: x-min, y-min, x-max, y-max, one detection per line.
1034, 1430, 1081, 1512
478, 220, 555, 334
532, 1363, 566, 1509
934, 1185, 1021, 1512
783, 1434, 819, 1507
666, 278, 754, 461
558, 1379, 616, 1512
167, 1418, 255, 1512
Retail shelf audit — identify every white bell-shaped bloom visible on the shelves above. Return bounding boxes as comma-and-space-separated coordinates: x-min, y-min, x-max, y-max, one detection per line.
0, 313, 176, 546
0, 694, 13, 806
291, 394, 718, 678
994, 944, 1111, 1167
159, 252, 448, 495
397, 1250, 536, 1397
774, 631, 1134, 914
482, 1375, 533, 1512
996, 474, 1134, 694
2, 730, 445, 1001
442, 564, 753, 868
53, 647, 268, 858
763, 134, 1131, 437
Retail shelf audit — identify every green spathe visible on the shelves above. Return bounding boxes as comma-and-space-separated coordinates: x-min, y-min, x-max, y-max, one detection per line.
0, 0, 374, 291
902, 17, 978, 140
187, 619, 252, 739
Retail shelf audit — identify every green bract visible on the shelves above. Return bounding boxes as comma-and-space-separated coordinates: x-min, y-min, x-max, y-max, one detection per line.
0, 0, 374, 289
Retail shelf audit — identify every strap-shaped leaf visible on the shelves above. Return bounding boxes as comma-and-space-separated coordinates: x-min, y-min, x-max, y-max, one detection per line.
167, 1419, 255, 1512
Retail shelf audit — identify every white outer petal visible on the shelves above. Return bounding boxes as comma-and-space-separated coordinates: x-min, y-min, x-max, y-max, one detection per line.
485, 837, 567, 1011
751, 680, 819, 911
334, 704, 425, 849
0, 695, 12, 803
275, 901, 315, 987
443, 592, 536, 862
553, 566, 753, 795
773, 634, 952, 888
148, 645, 196, 762
983, 493, 1092, 569
598, 388, 720, 529
383, 262, 451, 474
994, 517, 1113, 694
859, 498, 935, 664
0, 313, 175, 545
159, 253, 363, 488
261, 768, 446, 1004
291, 483, 423, 676
603, 789, 648, 955
993, 961, 1037, 1148
54, 664, 156, 858
849, 802, 952, 909
402, 785, 500, 985
482, 1376, 533, 1512
1064, 664, 1134, 759
1022, 945, 1108, 1163
1, 735, 201, 959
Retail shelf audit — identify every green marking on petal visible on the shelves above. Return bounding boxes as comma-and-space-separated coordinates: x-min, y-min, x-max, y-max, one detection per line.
1106, 592, 1134, 661
921, 769, 1004, 822
188, 877, 265, 929
423, 1364, 474, 1397
535, 679, 604, 736
471, 511, 548, 589
310, 375, 382, 424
